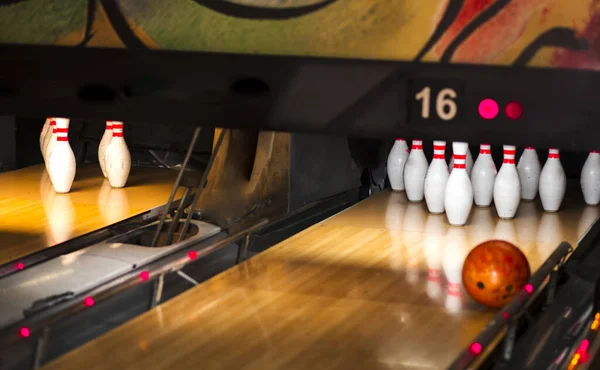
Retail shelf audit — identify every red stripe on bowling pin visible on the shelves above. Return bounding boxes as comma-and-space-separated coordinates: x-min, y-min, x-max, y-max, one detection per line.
503, 147, 516, 164
479, 144, 491, 155
433, 143, 446, 159
411, 140, 423, 151
548, 148, 559, 159
453, 154, 466, 169
112, 123, 124, 137
55, 127, 69, 142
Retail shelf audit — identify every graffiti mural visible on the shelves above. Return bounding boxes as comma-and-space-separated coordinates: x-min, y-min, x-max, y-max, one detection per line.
0, 0, 599, 70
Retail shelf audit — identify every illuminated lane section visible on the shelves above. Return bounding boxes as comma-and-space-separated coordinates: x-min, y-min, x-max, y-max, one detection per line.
0, 164, 181, 266
42, 185, 595, 370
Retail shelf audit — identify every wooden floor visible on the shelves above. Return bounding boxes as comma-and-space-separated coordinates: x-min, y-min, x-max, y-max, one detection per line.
42, 186, 597, 370
0, 165, 179, 266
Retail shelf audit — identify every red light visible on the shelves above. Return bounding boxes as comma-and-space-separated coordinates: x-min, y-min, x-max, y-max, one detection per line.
524, 284, 533, 294
505, 101, 523, 119
84, 296, 95, 307
469, 342, 482, 355
19, 327, 30, 338
188, 251, 198, 260
478, 99, 499, 120
16, 262, 24, 270
140, 271, 150, 281
503, 312, 509, 320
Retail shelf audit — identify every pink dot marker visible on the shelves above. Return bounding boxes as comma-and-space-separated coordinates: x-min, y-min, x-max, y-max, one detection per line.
478, 99, 499, 120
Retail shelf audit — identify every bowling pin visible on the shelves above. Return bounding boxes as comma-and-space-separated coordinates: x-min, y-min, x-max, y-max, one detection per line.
424, 141, 449, 214
47, 118, 76, 193
98, 121, 113, 178
403, 139, 428, 202
42, 119, 56, 165
517, 147, 541, 201
444, 142, 473, 226
493, 145, 521, 219
471, 144, 496, 207
106, 121, 131, 188
39, 117, 51, 152
539, 148, 566, 212
450, 144, 473, 176
387, 138, 409, 191
581, 151, 600, 205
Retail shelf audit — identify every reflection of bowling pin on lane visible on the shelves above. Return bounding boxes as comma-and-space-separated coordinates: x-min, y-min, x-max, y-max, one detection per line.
578, 206, 600, 241
97, 179, 113, 221
443, 227, 469, 314
99, 121, 113, 178
581, 151, 600, 206
423, 214, 447, 300
471, 144, 496, 207
517, 147, 541, 201
468, 207, 496, 247
387, 138, 409, 191
514, 201, 538, 254
494, 220, 520, 247
104, 188, 131, 224
424, 141, 449, 214
536, 213, 563, 260
539, 148, 566, 212
403, 202, 426, 284
106, 121, 132, 188
384, 191, 407, 230
404, 140, 428, 202
45, 191, 76, 245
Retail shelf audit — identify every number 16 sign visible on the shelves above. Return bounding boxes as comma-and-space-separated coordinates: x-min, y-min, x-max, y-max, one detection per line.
408, 79, 464, 124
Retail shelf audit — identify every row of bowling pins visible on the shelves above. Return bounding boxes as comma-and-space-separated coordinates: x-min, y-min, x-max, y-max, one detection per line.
387, 139, 571, 226
39, 118, 131, 193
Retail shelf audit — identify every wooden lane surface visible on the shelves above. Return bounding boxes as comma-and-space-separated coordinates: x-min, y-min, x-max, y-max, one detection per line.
42, 186, 598, 370
0, 165, 180, 266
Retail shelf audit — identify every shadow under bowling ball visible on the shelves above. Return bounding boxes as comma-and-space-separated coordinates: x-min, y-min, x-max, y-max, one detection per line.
462, 240, 531, 309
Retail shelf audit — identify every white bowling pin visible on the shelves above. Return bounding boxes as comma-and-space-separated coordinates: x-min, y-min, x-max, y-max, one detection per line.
517, 147, 541, 201
403, 139, 428, 202
471, 144, 496, 207
444, 142, 473, 226
39, 117, 51, 152
106, 121, 131, 188
424, 141, 449, 214
493, 145, 521, 219
387, 138, 409, 191
47, 118, 76, 193
450, 144, 473, 176
42, 119, 56, 165
581, 151, 600, 205
98, 121, 113, 178
539, 148, 566, 212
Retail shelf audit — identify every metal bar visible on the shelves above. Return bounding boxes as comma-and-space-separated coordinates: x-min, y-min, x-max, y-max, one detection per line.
164, 187, 191, 246
502, 314, 520, 362
32, 326, 49, 369
149, 274, 165, 309
448, 241, 573, 370
176, 270, 199, 286
151, 127, 202, 247
236, 234, 251, 264
178, 128, 228, 242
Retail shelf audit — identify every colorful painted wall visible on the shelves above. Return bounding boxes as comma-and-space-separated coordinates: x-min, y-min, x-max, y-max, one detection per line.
0, 0, 599, 70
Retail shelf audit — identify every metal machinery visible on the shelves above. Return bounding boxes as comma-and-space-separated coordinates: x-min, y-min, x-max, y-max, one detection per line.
1, 1, 600, 369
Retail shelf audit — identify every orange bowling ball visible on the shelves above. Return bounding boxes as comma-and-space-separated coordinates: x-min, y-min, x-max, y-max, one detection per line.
462, 240, 531, 309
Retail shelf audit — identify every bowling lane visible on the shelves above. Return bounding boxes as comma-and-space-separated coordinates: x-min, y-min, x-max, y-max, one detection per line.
41, 186, 596, 370
0, 164, 180, 266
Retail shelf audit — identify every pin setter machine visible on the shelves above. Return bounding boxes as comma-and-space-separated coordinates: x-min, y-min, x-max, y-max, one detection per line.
2, 1, 600, 369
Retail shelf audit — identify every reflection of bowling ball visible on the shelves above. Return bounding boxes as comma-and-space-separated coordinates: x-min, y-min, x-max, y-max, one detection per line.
462, 240, 530, 309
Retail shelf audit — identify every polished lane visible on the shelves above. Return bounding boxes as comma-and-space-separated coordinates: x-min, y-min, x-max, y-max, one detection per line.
0, 164, 180, 265
42, 186, 597, 370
